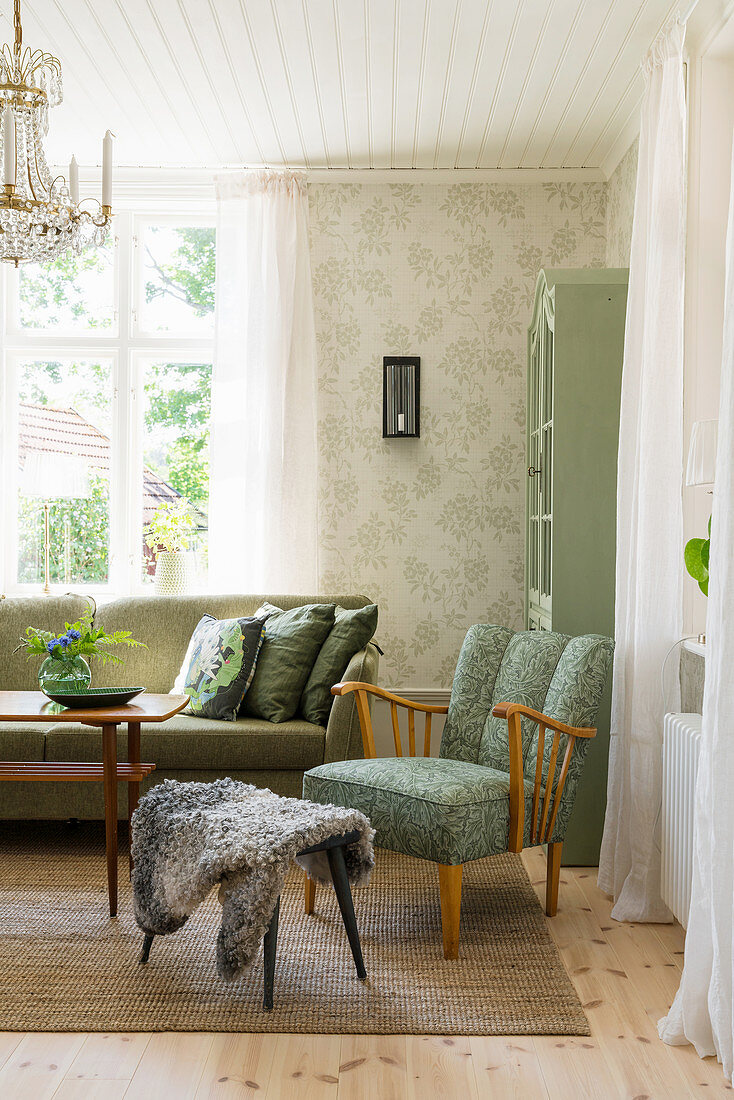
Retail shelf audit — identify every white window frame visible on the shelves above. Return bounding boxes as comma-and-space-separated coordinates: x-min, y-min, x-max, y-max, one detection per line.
0, 172, 217, 597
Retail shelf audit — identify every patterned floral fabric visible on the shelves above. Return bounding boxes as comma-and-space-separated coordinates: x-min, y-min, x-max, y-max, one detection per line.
304, 625, 613, 859
182, 615, 267, 722
439, 624, 513, 764
439, 626, 570, 771
532, 633, 615, 841
303, 756, 536, 865
478, 630, 570, 771
309, 182, 609, 687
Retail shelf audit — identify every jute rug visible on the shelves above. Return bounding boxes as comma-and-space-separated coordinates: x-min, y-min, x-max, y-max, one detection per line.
0, 822, 588, 1035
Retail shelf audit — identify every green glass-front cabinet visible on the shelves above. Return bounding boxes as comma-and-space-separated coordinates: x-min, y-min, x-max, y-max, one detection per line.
526, 268, 628, 864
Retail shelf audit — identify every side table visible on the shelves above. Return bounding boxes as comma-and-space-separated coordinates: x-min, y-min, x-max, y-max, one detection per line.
0, 691, 188, 916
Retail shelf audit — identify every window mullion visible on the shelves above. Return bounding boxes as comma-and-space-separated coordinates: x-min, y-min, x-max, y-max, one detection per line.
112, 212, 135, 597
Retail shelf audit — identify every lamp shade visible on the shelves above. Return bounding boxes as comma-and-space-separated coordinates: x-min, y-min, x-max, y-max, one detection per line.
19, 452, 91, 500
686, 419, 719, 487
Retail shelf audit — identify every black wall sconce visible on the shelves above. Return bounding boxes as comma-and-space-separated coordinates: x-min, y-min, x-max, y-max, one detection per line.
383, 356, 420, 438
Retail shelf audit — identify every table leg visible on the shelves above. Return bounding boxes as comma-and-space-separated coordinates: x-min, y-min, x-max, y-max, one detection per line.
102, 723, 118, 918
127, 721, 141, 876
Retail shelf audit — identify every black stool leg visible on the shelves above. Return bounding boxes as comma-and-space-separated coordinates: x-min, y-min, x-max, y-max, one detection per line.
326, 845, 367, 982
262, 897, 280, 1011
139, 933, 155, 964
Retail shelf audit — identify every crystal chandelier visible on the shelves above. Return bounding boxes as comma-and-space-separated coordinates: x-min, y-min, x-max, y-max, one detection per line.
0, 0, 113, 266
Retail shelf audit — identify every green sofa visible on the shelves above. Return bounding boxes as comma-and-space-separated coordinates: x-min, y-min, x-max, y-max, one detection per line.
0, 592, 379, 820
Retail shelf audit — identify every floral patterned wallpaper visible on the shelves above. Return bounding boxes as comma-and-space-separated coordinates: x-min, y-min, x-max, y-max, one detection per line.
605, 139, 638, 267
308, 179, 611, 685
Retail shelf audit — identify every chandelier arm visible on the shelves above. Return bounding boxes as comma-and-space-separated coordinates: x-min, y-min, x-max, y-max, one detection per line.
13, 0, 21, 70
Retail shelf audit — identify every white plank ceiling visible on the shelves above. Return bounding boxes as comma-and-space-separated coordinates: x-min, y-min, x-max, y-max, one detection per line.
13, 0, 683, 174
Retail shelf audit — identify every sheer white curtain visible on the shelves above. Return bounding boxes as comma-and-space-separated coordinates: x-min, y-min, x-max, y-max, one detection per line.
208, 170, 319, 593
659, 135, 734, 1080
598, 22, 686, 922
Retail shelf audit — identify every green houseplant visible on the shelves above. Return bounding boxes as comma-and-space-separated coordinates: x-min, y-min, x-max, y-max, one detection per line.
18, 608, 146, 693
144, 501, 197, 596
684, 516, 711, 596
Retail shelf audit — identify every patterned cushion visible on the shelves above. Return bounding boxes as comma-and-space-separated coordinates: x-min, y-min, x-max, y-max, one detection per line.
303, 757, 536, 865
481, 630, 569, 771
300, 603, 379, 725
93, 594, 371, 693
178, 614, 267, 721
439, 624, 513, 764
242, 603, 336, 723
440, 626, 572, 769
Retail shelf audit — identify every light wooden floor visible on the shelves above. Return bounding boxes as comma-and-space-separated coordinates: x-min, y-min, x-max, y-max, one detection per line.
0, 847, 730, 1099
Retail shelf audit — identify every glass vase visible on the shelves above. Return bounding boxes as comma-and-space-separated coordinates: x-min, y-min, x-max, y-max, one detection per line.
38, 654, 92, 694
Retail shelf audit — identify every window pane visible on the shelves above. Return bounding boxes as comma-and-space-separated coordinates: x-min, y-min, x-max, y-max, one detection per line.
17, 243, 115, 332
139, 225, 215, 334
17, 359, 113, 586
140, 360, 211, 587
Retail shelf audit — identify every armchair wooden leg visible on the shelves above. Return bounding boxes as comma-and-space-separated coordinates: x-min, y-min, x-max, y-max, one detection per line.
546, 842, 563, 917
304, 871, 316, 914
437, 863, 463, 960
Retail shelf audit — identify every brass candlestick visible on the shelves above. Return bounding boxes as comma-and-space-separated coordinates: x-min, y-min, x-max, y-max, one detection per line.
42, 500, 51, 596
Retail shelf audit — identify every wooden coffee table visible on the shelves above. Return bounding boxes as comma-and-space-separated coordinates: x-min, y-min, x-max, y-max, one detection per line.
0, 691, 188, 917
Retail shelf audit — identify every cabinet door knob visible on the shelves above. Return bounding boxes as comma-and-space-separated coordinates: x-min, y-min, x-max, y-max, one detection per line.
528, 465, 542, 477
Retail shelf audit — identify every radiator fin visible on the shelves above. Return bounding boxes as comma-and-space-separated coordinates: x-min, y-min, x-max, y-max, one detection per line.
661, 712, 703, 929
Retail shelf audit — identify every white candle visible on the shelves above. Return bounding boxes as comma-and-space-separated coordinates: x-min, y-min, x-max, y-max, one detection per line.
102, 129, 113, 207
3, 106, 15, 187
69, 154, 79, 204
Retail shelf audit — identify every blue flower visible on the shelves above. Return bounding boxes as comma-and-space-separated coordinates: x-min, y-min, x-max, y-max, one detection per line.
46, 639, 58, 652
58, 636, 70, 648
68, 629, 81, 640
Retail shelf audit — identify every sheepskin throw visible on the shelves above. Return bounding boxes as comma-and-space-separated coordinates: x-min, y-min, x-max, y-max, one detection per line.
131, 778, 374, 980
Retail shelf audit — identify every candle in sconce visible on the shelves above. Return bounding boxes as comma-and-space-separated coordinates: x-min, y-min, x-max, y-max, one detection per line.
69, 154, 79, 204
102, 129, 113, 208
3, 106, 15, 187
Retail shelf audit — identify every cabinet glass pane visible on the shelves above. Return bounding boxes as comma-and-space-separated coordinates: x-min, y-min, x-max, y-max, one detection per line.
529, 330, 539, 429
541, 424, 552, 602
543, 325, 554, 424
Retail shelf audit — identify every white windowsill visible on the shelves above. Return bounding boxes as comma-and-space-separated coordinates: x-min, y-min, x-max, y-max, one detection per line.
682, 638, 706, 658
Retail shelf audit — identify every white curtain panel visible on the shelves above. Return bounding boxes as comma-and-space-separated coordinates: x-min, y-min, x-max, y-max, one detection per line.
598, 22, 686, 922
659, 134, 734, 1080
209, 170, 319, 593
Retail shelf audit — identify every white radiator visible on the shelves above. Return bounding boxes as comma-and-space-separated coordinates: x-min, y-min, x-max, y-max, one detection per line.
661, 712, 703, 928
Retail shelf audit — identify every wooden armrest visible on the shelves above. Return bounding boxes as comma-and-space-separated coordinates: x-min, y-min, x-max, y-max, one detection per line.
332, 681, 449, 714
492, 701, 596, 854
331, 681, 447, 759
491, 702, 596, 739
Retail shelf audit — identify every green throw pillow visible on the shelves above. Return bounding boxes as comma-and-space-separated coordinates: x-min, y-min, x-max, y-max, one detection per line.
300, 604, 378, 725
182, 614, 267, 721
241, 603, 336, 723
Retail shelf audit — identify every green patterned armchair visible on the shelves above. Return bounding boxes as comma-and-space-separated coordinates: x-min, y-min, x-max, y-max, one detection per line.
302, 624, 614, 959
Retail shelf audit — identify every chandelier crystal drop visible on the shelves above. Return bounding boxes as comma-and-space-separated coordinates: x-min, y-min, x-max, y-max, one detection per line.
0, 0, 113, 266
